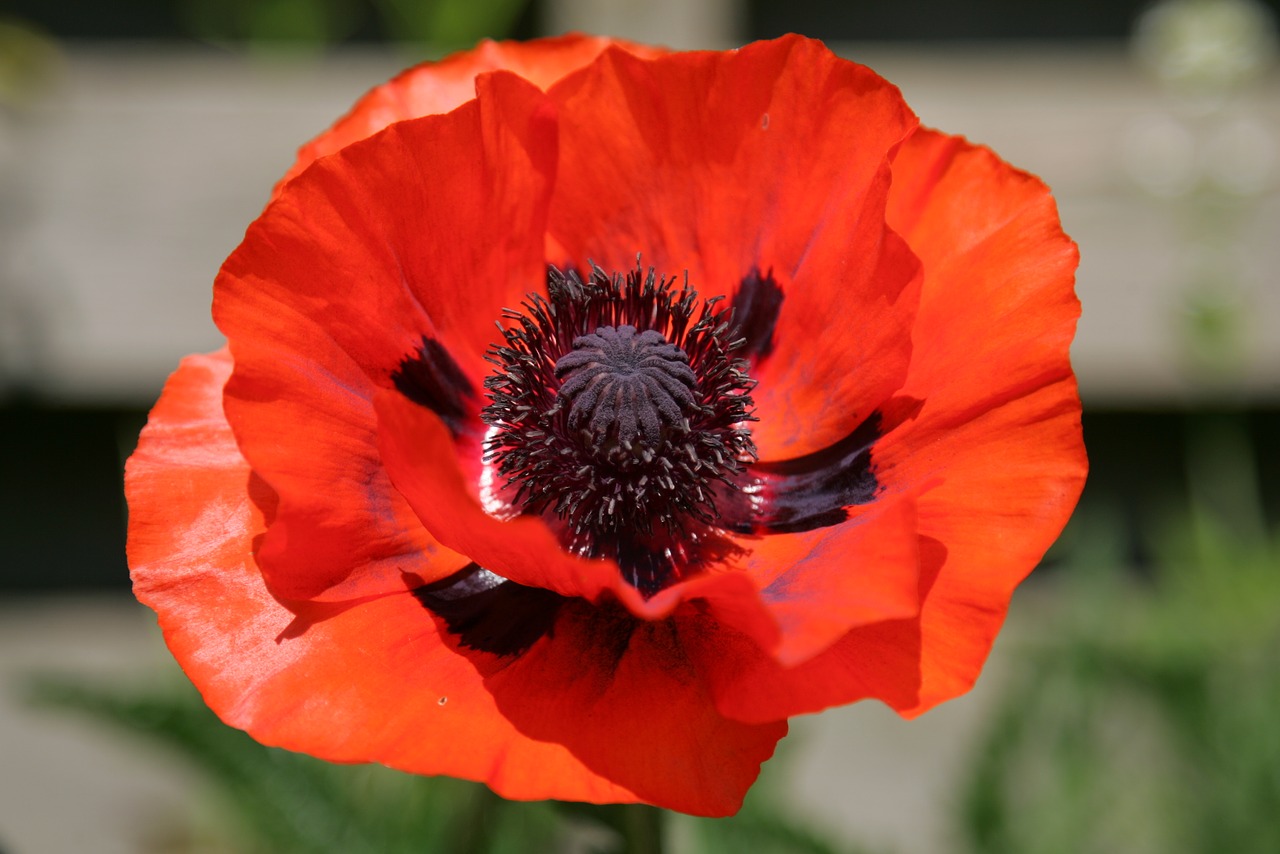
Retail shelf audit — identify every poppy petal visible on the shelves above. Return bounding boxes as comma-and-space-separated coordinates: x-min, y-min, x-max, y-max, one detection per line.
545, 34, 922, 459
693, 130, 1085, 723
374, 388, 623, 603
728, 492, 921, 666
874, 129, 1086, 715
126, 350, 273, 606
725, 409, 882, 535
375, 386, 765, 621
692, 614, 930, 723
125, 364, 624, 806
128, 351, 783, 816
213, 72, 557, 601
374, 386, 787, 648
278, 34, 664, 193
876, 385, 1084, 716
479, 601, 788, 816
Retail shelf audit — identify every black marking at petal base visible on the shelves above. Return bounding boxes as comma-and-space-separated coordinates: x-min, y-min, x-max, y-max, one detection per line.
574, 599, 640, 682
411, 563, 563, 657
731, 268, 785, 360
392, 335, 474, 436
730, 411, 882, 535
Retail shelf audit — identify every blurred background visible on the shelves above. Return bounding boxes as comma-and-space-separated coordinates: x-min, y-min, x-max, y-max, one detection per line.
1, 0, 1278, 851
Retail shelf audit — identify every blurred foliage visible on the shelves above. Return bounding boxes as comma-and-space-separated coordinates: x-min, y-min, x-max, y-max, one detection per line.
25, 675, 859, 853
180, 0, 530, 52
26, 676, 565, 853
676, 804, 873, 854
372, 0, 530, 51
0, 18, 60, 107
182, 0, 364, 49
1134, 0, 1278, 91
957, 413, 1280, 854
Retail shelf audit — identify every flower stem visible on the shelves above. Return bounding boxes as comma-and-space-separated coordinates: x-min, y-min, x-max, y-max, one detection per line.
457, 784, 502, 854
619, 804, 666, 854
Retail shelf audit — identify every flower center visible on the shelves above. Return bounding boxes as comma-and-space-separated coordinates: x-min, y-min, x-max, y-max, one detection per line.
482, 262, 757, 594
555, 325, 698, 467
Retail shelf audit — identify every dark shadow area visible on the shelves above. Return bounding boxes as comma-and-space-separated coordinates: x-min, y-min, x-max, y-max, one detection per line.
0, 404, 144, 591
1, 0, 544, 43
13, 0, 1280, 45
748, 0, 1280, 42
4, 403, 1277, 592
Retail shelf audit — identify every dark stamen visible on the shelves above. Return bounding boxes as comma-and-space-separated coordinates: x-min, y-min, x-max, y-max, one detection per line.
481, 261, 757, 595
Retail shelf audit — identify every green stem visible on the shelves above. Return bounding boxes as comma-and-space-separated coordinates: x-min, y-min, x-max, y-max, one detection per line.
619, 804, 666, 854
457, 784, 503, 854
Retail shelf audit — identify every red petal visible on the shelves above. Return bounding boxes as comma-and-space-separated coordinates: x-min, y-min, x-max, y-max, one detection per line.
213, 72, 556, 600
128, 354, 781, 815
545, 34, 922, 459
886, 130, 1081, 416
483, 601, 786, 815
374, 390, 766, 638
126, 351, 270, 597
875, 129, 1086, 715
729, 492, 921, 666
374, 387, 768, 621
692, 615, 929, 724
374, 388, 623, 603
711, 386, 1082, 724
673, 499, 928, 721
278, 34, 665, 194
875, 385, 1084, 716
690, 130, 1085, 723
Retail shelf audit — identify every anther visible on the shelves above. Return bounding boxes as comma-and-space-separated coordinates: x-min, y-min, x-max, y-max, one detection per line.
481, 261, 758, 594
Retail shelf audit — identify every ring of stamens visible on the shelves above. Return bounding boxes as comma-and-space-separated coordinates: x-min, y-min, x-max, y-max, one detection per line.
481, 262, 757, 594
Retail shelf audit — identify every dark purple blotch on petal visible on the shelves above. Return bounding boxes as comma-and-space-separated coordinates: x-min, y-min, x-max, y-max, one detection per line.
392, 335, 474, 436
727, 412, 882, 534
731, 268, 785, 360
410, 565, 563, 657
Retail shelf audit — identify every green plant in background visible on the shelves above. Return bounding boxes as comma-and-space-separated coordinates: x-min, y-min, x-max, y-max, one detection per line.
180, 0, 531, 53
958, 413, 1280, 854
26, 675, 563, 853
26, 676, 864, 853
1130, 0, 1278, 387
0, 18, 59, 107
182, 0, 364, 50
374, 0, 531, 50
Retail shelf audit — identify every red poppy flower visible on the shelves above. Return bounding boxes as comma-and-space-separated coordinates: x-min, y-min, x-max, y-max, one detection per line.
127, 33, 1085, 816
